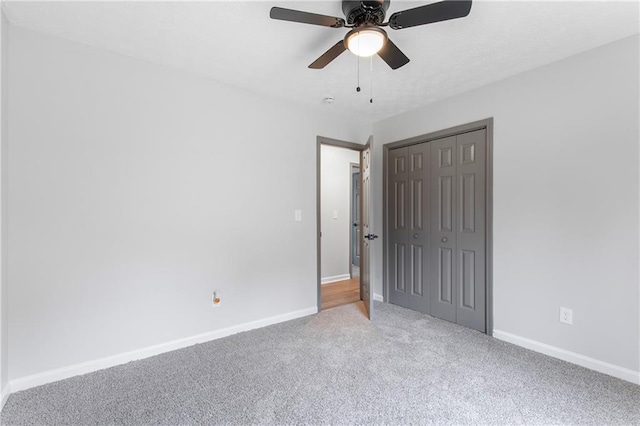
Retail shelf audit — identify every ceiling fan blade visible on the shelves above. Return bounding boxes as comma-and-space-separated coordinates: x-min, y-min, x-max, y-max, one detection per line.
377, 39, 410, 70
309, 41, 347, 69
270, 7, 345, 28
388, 0, 472, 30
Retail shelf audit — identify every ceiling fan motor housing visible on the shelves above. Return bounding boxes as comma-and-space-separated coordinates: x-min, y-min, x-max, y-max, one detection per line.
342, 0, 390, 26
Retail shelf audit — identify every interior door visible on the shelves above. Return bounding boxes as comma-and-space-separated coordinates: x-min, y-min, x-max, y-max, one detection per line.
454, 130, 486, 332
385, 128, 487, 332
430, 136, 458, 323
406, 142, 431, 313
388, 143, 431, 314
360, 137, 375, 319
429, 131, 486, 332
388, 147, 408, 307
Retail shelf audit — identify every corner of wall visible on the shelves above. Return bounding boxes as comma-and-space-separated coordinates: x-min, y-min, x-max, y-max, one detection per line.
0, 383, 9, 411
635, 33, 640, 391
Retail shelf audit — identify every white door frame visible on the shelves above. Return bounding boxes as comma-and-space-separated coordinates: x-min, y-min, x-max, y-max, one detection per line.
349, 162, 360, 279
316, 136, 365, 312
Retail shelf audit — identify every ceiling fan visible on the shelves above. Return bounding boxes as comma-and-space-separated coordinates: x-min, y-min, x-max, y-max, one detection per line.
270, 0, 472, 70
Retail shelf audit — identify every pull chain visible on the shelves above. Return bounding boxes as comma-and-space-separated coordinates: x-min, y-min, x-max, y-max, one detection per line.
356, 32, 361, 93
369, 56, 373, 104
356, 55, 361, 92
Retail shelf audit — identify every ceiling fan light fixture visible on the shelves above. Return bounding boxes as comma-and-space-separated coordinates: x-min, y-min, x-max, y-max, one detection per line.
345, 27, 387, 57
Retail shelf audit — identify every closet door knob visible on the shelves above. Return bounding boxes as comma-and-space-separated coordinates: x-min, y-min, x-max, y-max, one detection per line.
441, 237, 448, 243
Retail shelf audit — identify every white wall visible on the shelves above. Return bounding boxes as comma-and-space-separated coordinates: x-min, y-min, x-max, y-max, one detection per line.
372, 35, 640, 376
7, 25, 369, 381
0, 10, 8, 403
320, 145, 360, 282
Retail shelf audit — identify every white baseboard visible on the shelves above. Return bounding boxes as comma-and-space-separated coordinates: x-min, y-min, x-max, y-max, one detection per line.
321, 274, 351, 284
373, 293, 384, 302
9, 306, 318, 393
0, 384, 10, 412
493, 329, 640, 385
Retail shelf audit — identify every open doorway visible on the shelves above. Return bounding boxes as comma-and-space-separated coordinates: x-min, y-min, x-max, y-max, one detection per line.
317, 138, 363, 311
349, 162, 360, 280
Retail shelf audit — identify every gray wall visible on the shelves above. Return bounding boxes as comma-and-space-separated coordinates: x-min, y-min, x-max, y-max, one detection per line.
5, 11, 640, 386
7, 25, 369, 380
0, 11, 8, 397
372, 35, 640, 372
320, 145, 360, 282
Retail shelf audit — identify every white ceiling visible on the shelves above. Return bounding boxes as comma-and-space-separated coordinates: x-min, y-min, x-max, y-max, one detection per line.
3, 0, 639, 121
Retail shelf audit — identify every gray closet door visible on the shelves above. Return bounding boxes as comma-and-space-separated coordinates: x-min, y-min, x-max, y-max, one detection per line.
429, 136, 458, 323
387, 129, 487, 333
388, 144, 431, 313
429, 131, 486, 332
454, 130, 486, 331
388, 147, 409, 307
406, 143, 431, 313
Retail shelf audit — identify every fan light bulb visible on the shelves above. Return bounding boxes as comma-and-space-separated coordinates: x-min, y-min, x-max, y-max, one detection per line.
345, 27, 387, 57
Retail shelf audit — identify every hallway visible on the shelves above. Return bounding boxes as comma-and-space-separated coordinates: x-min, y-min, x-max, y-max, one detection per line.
321, 278, 360, 310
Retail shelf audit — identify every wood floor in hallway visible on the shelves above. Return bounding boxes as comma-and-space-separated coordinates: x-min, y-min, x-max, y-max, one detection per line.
321, 278, 360, 310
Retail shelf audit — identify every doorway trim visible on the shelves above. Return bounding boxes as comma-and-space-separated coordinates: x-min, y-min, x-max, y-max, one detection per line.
348, 162, 360, 279
381, 118, 494, 335
316, 136, 365, 312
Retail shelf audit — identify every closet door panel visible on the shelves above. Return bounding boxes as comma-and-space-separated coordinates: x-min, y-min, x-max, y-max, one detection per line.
455, 130, 486, 332
406, 142, 431, 314
429, 136, 457, 323
388, 147, 409, 306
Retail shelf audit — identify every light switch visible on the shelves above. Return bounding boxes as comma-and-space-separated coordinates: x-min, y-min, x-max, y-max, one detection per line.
294, 210, 302, 222
333, 210, 339, 219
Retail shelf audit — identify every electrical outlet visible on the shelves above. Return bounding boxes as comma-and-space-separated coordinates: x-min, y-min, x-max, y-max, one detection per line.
559, 307, 573, 325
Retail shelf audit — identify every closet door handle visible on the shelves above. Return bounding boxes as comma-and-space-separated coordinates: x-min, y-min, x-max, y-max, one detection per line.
413, 233, 419, 239
441, 237, 448, 243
